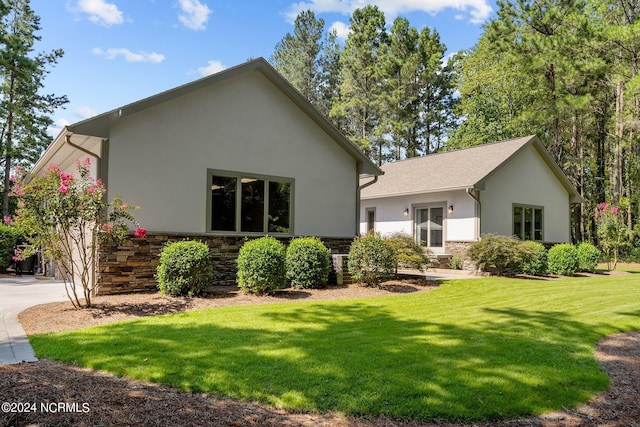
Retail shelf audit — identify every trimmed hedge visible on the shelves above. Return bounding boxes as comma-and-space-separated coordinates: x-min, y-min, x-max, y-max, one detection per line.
0, 224, 20, 272
156, 240, 213, 296
519, 241, 548, 276
348, 234, 395, 286
547, 243, 579, 276
237, 236, 286, 295
285, 237, 330, 289
576, 242, 600, 273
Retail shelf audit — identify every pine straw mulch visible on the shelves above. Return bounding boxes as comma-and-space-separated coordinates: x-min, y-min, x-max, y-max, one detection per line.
2, 277, 639, 427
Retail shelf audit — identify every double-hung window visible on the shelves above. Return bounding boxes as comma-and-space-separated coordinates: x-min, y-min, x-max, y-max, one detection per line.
513, 204, 543, 241
209, 170, 293, 234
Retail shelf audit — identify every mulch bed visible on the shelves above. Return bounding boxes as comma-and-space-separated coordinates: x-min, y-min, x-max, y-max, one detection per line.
2, 277, 639, 426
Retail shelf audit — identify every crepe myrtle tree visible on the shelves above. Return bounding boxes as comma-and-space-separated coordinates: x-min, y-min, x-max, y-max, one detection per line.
10, 158, 146, 308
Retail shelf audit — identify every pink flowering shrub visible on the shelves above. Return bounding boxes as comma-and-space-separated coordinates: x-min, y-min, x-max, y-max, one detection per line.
11, 158, 145, 308
595, 202, 627, 270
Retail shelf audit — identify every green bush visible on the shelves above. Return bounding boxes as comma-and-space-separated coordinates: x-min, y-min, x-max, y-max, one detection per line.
547, 243, 579, 276
156, 240, 213, 296
384, 232, 430, 271
577, 242, 601, 273
285, 237, 330, 289
237, 236, 286, 295
467, 234, 523, 274
519, 241, 548, 276
449, 253, 464, 270
348, 234, 396, 286
0, 224, 20, 272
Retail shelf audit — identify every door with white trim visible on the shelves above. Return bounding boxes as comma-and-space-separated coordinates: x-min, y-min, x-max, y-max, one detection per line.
415, 206, 444, 253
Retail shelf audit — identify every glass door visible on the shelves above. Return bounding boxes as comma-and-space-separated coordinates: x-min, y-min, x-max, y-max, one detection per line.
415, 207, 444, 250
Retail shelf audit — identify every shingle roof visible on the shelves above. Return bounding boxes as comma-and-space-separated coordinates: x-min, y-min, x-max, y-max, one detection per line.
361, 135, 582, 203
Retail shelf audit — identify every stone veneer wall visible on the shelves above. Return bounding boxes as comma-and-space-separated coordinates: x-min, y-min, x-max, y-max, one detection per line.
443, 241, 477, 271
97, 233, 354, 295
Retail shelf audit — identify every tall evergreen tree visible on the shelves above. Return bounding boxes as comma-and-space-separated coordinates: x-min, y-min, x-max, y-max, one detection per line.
416, 27, 458, 154
382, 17, 420, 160
331, 5, 388, 165
270, 10, 325, 106
0, 0, 67, 217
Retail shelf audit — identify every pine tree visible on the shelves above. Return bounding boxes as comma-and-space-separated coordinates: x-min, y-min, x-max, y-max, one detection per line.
270, 10, 325, 106
0, 0, 67, 217
331, 5, 388, 164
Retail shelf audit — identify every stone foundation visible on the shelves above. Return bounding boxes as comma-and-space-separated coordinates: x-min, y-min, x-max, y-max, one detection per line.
97, 233, 354, 295
443, 241, 477, 271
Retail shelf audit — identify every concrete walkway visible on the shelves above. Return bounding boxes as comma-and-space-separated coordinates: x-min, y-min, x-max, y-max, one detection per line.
0, 276, 68, 365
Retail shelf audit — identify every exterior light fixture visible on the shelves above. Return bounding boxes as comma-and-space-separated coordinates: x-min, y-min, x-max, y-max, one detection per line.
404, 208, 409, 217
448, 205, 454, 213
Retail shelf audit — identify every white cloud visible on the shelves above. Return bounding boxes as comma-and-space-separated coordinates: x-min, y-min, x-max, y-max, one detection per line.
93, 48, 165, 63
197, 60, 226, 76
48, 117, 71, 137
75, 106, 99, 119
285, 0, 493, 25
178, 0, 212, 31
329, 21, 350, 40
74, 0, 124, 26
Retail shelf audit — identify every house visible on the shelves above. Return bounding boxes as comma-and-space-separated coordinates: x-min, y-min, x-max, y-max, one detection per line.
359, 136, 582, 265
33, 58, 382, 293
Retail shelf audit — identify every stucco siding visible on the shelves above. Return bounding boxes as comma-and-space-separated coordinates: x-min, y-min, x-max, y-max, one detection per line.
359, 191, 477, 243
107, 70, 357, 237
480, 144, 571, 242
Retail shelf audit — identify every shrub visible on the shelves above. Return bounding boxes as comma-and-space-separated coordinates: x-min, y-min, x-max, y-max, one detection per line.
0, 224, 20, 272
156, 240, 213, 296
449, 253, 464, 270
285, 237, 330, 289
384, 232, 430, 271
237, 236, 286, 295
547, 243, 579, 276
576, 242, 601, 273
467, 234, 522, 274
348, 234, 395, 286
519, 241, 548, 276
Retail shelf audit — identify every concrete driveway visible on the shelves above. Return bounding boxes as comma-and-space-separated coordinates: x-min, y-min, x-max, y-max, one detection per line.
0, 276, 68, 365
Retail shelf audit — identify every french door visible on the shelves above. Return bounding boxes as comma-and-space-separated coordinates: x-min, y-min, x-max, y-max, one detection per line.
415, 206, 444, 251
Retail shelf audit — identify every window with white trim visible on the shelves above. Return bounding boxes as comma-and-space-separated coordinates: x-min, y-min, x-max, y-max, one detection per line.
365, 208, 375, 233
208, 170, 293, 234
513, 205, 543, 241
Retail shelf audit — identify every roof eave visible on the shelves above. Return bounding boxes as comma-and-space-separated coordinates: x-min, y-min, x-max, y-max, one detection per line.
66, 58, 382, 177
362, 185, 477, 200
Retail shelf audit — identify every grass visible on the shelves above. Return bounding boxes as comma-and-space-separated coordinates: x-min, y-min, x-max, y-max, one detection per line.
31, 274, 640, 422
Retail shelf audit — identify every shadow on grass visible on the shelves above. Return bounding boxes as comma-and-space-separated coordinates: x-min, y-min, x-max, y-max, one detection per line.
31, 299, 630, 423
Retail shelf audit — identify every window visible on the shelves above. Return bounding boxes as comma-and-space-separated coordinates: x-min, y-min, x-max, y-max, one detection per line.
209, 170, 293, 234
365, 208, 375, 233
513, 205, 543, 241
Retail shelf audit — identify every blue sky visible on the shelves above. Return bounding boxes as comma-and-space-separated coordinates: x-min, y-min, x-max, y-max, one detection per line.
29, 0, 497, 135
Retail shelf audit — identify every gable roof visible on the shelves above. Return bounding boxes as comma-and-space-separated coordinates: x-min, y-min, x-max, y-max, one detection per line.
361, 135, 582, 203
52, 58, 381, 176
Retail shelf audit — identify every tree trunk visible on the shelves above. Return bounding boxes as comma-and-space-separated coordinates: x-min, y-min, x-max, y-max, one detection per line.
613, 79, 625, 206
2, 72, 16, 219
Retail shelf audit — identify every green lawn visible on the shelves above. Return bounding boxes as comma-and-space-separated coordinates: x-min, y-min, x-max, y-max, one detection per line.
31, 274, 640, 422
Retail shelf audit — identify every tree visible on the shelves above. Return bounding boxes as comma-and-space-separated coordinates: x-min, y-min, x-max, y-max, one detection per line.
415, 26, 458, 154
382, 17, 420, 160
331, 5, 388, 164
11, 159, 145, 308
270, 10, 325, 106
0, 0, 68, 218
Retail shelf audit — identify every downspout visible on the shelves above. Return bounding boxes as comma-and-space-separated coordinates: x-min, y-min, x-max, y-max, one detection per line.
357, 165, 379, 237
466, 187, 481, 240
65, 133, 102, 181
